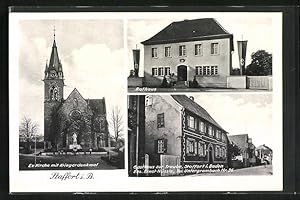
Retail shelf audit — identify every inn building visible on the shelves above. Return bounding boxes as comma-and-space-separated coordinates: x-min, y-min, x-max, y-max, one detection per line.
143, 95, 228, 173
141, 18, 234, 88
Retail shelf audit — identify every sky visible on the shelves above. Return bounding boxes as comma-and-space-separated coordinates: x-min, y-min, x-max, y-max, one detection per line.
127, 12, 275, 76
18, 20, 125, 137
193, 93, 273, 149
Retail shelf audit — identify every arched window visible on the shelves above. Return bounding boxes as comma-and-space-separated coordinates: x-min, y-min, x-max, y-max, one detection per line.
53, 88, 58, 100
49, 86, 59, 101
49, 88, 54, 100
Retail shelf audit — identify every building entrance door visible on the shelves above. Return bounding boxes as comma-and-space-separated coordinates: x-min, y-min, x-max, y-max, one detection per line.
97, 135, 105, 148
177, 65, 187, 81
208, 146, 213, 164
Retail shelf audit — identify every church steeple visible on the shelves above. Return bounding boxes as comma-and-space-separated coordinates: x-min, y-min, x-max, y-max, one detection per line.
43, 26, 64, 103
44, 28, 64, 80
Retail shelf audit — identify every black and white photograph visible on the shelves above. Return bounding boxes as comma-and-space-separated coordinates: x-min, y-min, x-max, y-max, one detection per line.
128, 94, 273, 177
9, 12, 283, 193
127, 14, 274, 92
16, 20, 125, 170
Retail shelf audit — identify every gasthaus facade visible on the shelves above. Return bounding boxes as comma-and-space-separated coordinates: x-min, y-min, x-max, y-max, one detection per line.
141, 18, 234, 88
144, 95, 228, 172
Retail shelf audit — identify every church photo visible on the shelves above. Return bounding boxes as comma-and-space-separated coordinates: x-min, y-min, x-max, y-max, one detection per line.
18, 20, 125, 170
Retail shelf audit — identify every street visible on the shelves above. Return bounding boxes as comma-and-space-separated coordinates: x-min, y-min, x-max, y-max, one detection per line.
189, 165, 273, 176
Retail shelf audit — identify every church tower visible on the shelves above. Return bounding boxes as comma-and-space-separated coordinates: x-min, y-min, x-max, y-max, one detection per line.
43, 30, 64, 149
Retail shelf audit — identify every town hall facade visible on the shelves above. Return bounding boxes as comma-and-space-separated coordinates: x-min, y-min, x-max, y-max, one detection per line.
142, 18, 234, 88
43, 36, 109, 151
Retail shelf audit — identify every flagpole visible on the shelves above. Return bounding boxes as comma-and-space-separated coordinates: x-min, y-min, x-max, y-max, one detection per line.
135, 96, 140, 176
34, 132, 37, 164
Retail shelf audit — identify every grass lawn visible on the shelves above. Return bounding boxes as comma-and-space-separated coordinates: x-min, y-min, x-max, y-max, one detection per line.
19, 154, 119, 170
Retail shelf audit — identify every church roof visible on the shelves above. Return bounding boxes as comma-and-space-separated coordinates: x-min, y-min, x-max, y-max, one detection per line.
171, 95, 225, 132
48, 39, 62, 72
142, 18, 234, 51
86, 98, 106, 115
62, 88, 107, 116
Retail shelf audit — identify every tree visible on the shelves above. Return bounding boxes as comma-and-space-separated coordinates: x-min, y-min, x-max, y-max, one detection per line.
109, 106, 124, 143
227, 142, 241, 167
19, 117, 40, 153
245, 50, 272, 76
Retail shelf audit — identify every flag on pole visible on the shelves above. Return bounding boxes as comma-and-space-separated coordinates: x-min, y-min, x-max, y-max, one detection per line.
133, 49, 140, 77
237, 40, 248, 75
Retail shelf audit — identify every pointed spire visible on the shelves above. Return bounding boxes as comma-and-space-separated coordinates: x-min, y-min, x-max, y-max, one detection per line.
44, 60, 48, 72
53, 25, 56, 41
49, 26, 60, 72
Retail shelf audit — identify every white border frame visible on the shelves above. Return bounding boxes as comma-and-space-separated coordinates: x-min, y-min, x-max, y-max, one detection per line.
9, 12, 282, 193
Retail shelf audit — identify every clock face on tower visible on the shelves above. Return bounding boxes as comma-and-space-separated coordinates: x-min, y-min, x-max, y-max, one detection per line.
50, 70, 56, 78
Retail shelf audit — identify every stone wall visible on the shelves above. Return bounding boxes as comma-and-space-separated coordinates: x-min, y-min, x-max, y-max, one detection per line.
227, 76, 247, 89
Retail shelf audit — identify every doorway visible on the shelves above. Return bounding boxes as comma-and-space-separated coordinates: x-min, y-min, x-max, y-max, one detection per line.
208, 146, 213, 164
177, 65, 187, 81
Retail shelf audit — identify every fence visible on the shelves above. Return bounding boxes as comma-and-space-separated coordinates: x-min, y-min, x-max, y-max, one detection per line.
246, 76, 273, 90
160, 155, 181, 176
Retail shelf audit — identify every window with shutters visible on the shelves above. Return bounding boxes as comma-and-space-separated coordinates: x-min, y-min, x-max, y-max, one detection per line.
195, 66, 202, 75
198, 142, 205, 156
186, 138, 195, 155
152, 68, 158, 76
165, 46, 171, 57
165, 67, 171, 76
158, 67, 164, 76
211, 43, 219, 55
157, 139, 164, 153
152, 47, 158, 58
208, 126, 213, 136
195, 44, 203, 56
187, 115, 195, 129
199, 121, 205, 133
179, 45, 186, 56
157, 113, 164, 128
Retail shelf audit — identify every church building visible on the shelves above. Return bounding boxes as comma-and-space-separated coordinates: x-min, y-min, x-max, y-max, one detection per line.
141, 18, 234, 88
43, 35, 109, 151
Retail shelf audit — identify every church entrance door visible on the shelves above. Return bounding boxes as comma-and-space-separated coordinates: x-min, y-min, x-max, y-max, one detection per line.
97, 136, 105, 148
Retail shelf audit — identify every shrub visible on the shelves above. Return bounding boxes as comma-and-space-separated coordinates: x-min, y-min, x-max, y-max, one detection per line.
189, 76, 199, 88
161, 76, 170, 88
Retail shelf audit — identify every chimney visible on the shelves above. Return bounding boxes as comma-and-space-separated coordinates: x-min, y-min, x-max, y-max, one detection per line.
189, 96, 194, 101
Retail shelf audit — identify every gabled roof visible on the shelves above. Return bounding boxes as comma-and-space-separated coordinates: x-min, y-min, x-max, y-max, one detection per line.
62, 88, 106, 116
142, 18, 234, 51
228, 134, 249, 148
171, 95, 225, 131
86, 98, 106, 115
256, 144, 272, 152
